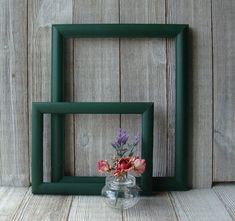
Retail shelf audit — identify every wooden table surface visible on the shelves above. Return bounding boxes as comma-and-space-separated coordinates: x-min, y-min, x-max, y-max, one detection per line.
0, 184, 234, 221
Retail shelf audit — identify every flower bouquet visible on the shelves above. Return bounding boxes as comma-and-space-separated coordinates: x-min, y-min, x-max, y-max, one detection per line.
97, 128, 146, 209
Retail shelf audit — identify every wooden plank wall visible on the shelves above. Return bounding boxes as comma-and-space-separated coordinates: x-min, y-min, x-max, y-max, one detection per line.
0, 0, 234, 187
213, 0, 235, 181
167, 0, 213, 188
120, 0, 170, 177
28, 0, 73, 182
73, 0, 120, 176
0, 0, 28, 186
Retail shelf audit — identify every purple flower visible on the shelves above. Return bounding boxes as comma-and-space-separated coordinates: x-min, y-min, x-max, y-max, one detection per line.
111, 128, 129, 149
117, 128, 129, 145
111, 141, 120, 149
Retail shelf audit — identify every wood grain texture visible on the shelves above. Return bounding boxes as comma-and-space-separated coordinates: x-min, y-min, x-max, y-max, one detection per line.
213, 0, 235, 181
28, 0, 73, 181
0, 0, 28, 186
166, 39, 176, 176
120, 0, 169, 177
13, 189, 72, 221
214, 184, 235, 219
123, 193, 178, 221
0, 0, 234, 187
68, 196, 122, 221
167, 0, 213, 187
0, 187, 27, 221
73, 0, 120, 176
0, 187, 234, 221
170, 189, 233, 221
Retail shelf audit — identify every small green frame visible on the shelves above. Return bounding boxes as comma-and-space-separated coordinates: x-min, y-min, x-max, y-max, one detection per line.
50, 24, 189, 191
32, 102, 154, 195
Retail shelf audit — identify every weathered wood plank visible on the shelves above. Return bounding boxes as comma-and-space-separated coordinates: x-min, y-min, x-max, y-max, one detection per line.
120, 0, 169, 177
0, 187, 233, 221
166, 39, 175, 176
213, 0, 235, 181
0, 187, 28, 221
0, 0, 28, 186
73, 0, 120, 176
170, 189, 233, 221
68, 196, 122, 221
123, 193, 178, 221
214, 184, 235, 219
28, 0, 73, 181
167, 0, 213, 188
13, 189, 72, 221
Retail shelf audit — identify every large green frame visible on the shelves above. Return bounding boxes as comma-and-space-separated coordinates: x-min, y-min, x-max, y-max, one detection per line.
32, 102, 154, 195
51, 24, 189, 191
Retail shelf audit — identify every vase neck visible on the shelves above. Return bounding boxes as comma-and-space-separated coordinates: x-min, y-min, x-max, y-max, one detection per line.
111, 174, 136, 187
115, 174, 127, 183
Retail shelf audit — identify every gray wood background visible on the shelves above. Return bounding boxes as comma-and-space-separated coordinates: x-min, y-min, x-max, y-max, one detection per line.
0, 0, 234, 188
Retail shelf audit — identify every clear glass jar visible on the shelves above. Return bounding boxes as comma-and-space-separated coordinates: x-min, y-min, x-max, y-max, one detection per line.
101, 174, 140, 209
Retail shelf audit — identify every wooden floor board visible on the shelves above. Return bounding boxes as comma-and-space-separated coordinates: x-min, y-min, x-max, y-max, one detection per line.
68, 196, 122, 221
0, 186, 234, 220
170, 189, 233, 221
213, 184, 235, 220
123, 193, 178, 221
12, 188, 72, 221
0, 187, 28, 221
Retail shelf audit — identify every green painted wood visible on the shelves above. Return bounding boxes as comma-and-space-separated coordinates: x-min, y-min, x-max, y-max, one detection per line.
32, 106, 43, 193
50, 24, 189, 193
174, 26, 188, 190
141, 104, 154, 195
32, 102, 153, 195
51, 28, 65, 182
33, 183, 104, 195
53, 24, 187, 38
36, 102, 153, 114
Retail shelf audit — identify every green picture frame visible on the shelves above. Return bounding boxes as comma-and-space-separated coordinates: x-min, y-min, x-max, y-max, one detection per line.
32, 102, 154, 195
51, 24, 189, 191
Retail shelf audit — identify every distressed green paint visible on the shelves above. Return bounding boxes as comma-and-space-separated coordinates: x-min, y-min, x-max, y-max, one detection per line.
49, 24, 189, 192
32, 102, 154, 195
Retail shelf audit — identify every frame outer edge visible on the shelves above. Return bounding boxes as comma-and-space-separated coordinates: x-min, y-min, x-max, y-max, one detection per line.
47, 24, 190, 193
51, 26, 65, 181
32, 102, 154, 195
51, 26, 64, 101
141, 104, 154, 195
175, 26, 188, 189
32, 104, 43, 193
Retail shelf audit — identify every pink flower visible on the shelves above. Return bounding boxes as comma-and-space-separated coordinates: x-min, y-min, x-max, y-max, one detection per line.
113, 157, 133, 177
97, 160, 111, 174
113, 168, 122, 177
133, 157, 146, 175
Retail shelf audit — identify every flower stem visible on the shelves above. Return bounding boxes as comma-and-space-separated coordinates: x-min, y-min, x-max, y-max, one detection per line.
115, 191, 119, 207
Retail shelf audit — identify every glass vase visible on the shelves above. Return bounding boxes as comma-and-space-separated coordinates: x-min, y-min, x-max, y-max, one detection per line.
101, 174, 140, 209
